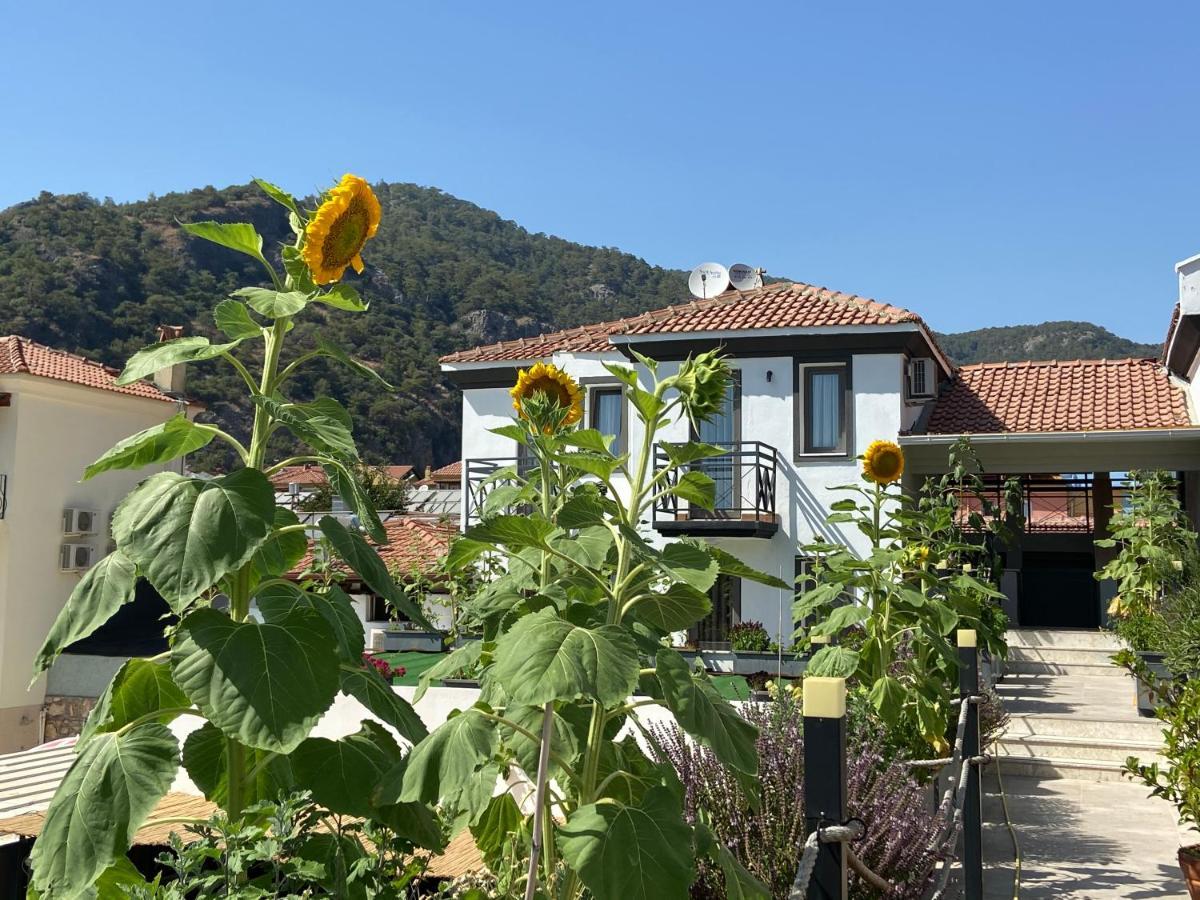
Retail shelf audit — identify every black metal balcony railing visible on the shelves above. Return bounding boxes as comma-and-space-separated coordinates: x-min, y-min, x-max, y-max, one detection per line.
653, 441, 779, 538
465, 457, 527, 523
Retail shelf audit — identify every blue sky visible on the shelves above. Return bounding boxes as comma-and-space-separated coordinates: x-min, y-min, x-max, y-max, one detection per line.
2, 1, 1196, 341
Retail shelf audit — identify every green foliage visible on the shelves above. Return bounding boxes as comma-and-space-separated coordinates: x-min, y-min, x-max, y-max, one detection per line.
29, 180, 435, 898
1125, 678, 1200, 831
796, 437, 1015, 752
394, 353, 778, 900
728, 621, 771, 652
1096, 470, 1196, 626
935, 321, 1160, 365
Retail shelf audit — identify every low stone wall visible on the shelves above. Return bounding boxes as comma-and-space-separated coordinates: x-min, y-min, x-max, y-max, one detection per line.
42, 695, 97, 741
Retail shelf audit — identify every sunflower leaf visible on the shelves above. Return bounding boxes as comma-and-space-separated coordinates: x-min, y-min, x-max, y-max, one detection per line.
253, 178, 301, 218
116, 336, 241, 385
181, 220, 269, 266
233, 287, 311, 319
316, 284, 369, 312
214, 299, 263, 340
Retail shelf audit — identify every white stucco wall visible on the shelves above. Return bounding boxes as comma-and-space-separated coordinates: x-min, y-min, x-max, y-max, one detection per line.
455, 345, 913, 648
0, 375, 185, 750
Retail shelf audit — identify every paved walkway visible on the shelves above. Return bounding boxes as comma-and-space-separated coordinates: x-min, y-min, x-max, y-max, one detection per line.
982, 669, 1195, 898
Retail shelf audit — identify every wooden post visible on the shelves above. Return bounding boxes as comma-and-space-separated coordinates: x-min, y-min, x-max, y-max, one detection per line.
957, 629, 982, 900
804, 676, 847, 900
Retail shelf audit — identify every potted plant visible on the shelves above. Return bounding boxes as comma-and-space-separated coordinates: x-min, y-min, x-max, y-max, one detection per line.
1124, 677, 1200, 897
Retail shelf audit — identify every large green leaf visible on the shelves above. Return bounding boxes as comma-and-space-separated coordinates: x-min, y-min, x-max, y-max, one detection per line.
338, 663, 428, 743
291, 722, 443, 847
232, 286, 311, 318
256, 396, 358, 459
319, 516, 429, 627
470, 793, 525, 861
322, 461, 386, 543
493, 607, 640, 706
706, 545, 791, 589
33, 550, 137, 675
29, 725, 178, 899
657, 542, 719, 592
80, 658, 190, 746
633, 582, 712, 633
117, 336, 241, 386
559, 787, 695, 900
251, 507, 309, 581
253, 177, 301, 217
806, 644, 861, 678
414, 640, 482, 704
315, 285, 369, 312
113, 469, 275, 609
657, 441, 728, 466
868, 675, 905, 727
314, 336, 392, 388
670, 470, 716, 510
468, 515, 558, 550
84, 414, 215, 481
500, 703, 579, 778
181, 721, 293, 808
171, 607, 339, 753
714, 843, 771, 900
213, 298, 263, 340
655, 649, 757, 776
181, 220, 267, 264
387, 706, 497, 807
256, 582, 364, 663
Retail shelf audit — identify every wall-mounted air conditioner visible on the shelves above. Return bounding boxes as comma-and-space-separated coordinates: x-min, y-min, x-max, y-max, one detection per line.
62, 508, 100, 536
59, 543, 95, 572
907, 358, 936, 399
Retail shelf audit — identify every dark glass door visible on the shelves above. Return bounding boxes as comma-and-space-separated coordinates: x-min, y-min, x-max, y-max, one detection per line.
695, 381, 737, 516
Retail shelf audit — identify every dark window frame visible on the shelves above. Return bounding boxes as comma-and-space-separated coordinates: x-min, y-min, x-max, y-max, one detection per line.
798, 362, 850, 457
689, 573, 742, 647
587, 385, 627, 456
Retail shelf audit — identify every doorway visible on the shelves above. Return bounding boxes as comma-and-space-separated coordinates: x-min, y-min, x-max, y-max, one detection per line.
1018, 551, 1100, 627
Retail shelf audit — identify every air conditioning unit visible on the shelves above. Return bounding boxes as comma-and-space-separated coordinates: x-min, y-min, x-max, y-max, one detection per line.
62, 508, 100, 536
59, 543, 95, 572
907, 357, 936, 399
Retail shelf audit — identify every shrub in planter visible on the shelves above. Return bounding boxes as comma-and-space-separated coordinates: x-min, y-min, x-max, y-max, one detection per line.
730, 621, 771, 653
362, 652, 406, 683
651, 693, 941, 899
1124, 677, 1200, 898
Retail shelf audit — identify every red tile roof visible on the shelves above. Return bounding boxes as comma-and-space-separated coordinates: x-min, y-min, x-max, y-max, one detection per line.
424, 461, 461, 484
270, 464, 414, 490
440, 282, 932, 364
0, 336, 180, 403
290, 516, 454, 583
923, 358, 1193, 435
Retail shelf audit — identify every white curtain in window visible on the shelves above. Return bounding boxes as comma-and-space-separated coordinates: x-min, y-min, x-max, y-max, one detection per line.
594, 391, 622, 445
810, 371, 841, 450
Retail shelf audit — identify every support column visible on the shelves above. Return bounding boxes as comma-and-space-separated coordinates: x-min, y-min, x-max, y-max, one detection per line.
803, 676, 847, 900
1093, 472, 1117, 625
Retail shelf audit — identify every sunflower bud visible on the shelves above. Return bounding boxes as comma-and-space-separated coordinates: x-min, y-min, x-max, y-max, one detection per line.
669, 350, 731, 426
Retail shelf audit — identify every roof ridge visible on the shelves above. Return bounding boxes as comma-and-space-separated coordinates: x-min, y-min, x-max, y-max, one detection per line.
957, 356, 1160, 372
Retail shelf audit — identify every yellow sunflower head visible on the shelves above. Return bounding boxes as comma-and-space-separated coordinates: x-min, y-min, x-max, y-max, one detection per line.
862, 439, 905, 485
909, 545, 931, 568
510, 362, 583, 432
302, 174, 382, 284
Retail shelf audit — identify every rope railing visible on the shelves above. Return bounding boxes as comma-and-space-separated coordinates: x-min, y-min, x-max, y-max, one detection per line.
789, 820, 895, 898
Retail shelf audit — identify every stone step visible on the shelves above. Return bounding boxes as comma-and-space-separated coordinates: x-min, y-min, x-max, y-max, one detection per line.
998, 733, 1164, 765
1006, 646, 1119, 666
1002, 659, 1126, 677
1004, 714, 1164, 742
1005, 628, 1123, 651
991, 753, 1131, 783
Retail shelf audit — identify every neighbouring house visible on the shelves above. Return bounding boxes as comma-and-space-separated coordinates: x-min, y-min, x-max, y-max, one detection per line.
408, 460, 462, 518
271, 463, 415, 517
287, 516, 455, 645
0, 333, 200, 752
442, 260, 1200, 646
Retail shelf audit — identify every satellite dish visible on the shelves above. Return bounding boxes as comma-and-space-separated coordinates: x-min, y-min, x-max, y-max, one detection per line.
688, 263, 730, 299
729, 263, 763, 291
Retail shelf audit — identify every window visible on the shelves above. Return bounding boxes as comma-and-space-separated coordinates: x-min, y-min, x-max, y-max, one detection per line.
794, 554, 854, 637
803, 365, 847, 454
589, 387, 625, 455
689, 575, 742, 647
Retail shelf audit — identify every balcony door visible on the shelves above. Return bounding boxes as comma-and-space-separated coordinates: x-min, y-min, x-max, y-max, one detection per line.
694, 378, 739, 516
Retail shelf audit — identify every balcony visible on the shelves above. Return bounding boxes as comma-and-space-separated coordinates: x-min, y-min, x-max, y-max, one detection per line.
464, 457, 527, 523
652, 441, 779, 538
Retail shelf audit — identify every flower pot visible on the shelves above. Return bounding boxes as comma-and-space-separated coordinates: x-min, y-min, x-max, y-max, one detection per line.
731, 649, 806, 677
1179, 844, 1200, 900
1134, 651, 1171, 718
440, 677, 480, 689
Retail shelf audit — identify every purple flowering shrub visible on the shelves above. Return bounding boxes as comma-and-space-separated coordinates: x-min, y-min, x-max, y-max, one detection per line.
361, 652, 405, 682
650, 694, 941, 899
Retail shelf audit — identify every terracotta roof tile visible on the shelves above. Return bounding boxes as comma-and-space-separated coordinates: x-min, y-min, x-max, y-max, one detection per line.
923, 358, 1193, 434
270, 464, 414, 490
0, 335, 180, 403
289, 516, 454, 582
426, 461, 461, 483
440, 282, 931, 364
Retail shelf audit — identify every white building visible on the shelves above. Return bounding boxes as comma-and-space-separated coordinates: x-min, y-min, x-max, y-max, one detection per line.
0, 335, 194, 752
443, 276, 1200, 644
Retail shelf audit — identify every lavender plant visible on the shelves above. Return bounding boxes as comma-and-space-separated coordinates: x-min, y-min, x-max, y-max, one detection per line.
651, 693, 941, 899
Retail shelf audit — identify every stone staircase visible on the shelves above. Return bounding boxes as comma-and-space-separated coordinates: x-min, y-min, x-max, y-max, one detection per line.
992, 628, 1166, 782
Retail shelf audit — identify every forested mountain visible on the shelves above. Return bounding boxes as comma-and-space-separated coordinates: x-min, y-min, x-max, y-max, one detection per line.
0, 182, 1162, 470
934, 322, 1161, 366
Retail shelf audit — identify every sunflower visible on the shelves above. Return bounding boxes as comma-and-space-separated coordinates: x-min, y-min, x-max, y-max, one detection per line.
510, 362, 583, 428
862, 439, 905, 485
302, 174, 382, 284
